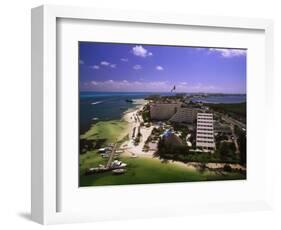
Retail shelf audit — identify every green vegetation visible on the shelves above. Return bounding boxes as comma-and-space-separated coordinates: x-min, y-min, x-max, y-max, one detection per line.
156, 138, 240, 164
206, 102, 246, 116
80, 156, 245, 186
81, 120, 128, 143
217, 142, 239, 162
80, 120, 129, 175
206, 102, 247, 123
206, 102, 246, 123
234, 125, 247, 165
79, 150, 107, 175
80, 120, 129, 154
144, 95, 161, 100
141, 104, 151, 122
79, 117, 245, 187
173, 123, 189, 141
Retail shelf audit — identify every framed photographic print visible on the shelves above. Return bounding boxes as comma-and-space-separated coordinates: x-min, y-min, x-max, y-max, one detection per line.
78, 42, 247, 187
31, 5, 274, 225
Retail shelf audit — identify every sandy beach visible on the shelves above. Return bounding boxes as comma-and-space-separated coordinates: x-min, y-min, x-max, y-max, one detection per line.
120, 99, 156, 156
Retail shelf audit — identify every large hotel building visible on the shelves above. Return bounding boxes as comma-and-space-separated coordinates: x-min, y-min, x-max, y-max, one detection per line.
196, 113, 215, 150
150, 103, 182, 120
150, 102, 197, 123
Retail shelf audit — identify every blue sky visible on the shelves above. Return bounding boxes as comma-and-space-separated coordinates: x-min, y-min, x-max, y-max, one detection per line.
79, 42, 246, 93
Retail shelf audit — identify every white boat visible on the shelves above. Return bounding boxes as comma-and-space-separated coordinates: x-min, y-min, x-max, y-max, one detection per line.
91, 101, 102, 105
112, 169, 126, 174
111, 160, 127, 168
98, 148, 106, 153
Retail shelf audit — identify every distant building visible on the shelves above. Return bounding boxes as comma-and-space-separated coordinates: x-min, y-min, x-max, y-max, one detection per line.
150, 103, 182, 120
170, 107, 197, 123
184, 98, 191, 104
196, 113, 215, 150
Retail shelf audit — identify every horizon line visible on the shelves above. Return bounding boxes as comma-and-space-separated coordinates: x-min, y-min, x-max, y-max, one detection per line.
79, 90, 246, 95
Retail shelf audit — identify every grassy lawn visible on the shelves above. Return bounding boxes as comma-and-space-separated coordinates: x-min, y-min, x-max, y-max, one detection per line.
80, 156, 246, 187
79, 119, 130, 180
79, 119, 245, 187
79, 150, 107, 175
80, 120, 129, 143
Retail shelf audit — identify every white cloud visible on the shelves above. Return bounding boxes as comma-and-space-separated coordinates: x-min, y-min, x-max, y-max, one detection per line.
81, 80, 221, 93
79, 60, 84, 64
91, 81, 98, 85
100, 61, 110, 66
120, 58, 129, 62
208, 48, 246, 58
89, 80, 170, 92
90, 65, 100, 70
99, 61, 117, 68
176, 82, 217, 92
156, 65, 164, 71
133, 64, 142, 70
132, 45, 153, 58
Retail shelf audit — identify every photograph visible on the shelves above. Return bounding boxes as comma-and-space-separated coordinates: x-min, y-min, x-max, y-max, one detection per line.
79, 42, 247, 187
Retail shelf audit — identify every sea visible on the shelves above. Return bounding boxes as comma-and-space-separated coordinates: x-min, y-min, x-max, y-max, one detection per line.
79, 92, 246, 134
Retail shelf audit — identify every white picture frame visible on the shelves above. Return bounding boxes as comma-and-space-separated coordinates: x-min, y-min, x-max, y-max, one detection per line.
31, 5, 274, 225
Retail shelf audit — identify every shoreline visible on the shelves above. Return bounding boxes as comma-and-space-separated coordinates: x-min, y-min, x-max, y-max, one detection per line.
81, 98, 147, 139
81, 96, 246, 174
122, 149, 246, 172
122, 99, 147, 122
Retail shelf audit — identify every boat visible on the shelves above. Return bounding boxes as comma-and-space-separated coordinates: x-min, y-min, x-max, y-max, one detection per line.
112, 169, 126, 174
85, 165, 107, 175
111, 160, 127, 168
125, 99, 133, 103
91, 101, 102, 105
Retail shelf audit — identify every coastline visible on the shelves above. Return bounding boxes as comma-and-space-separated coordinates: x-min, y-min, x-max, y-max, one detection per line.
80, 94, 246, 186
81, 98, 147, 142
122, 99, 147, 122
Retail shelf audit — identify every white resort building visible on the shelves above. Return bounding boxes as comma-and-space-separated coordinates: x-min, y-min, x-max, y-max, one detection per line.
196, 113, 215, 150
150, 102, 197, 123
150, 103, 182, 120
170, 107, 197, 123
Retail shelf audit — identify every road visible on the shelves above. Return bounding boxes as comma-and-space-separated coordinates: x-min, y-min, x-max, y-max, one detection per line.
222, 114, 246, 130
217, 112, 244, 154
230, 124, 240, 154
106, 143, 117, 169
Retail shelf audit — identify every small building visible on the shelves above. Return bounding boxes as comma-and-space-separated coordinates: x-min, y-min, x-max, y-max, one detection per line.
162, 129, 184, 146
